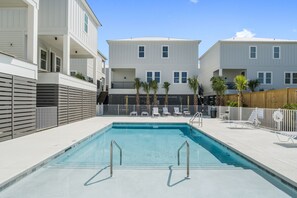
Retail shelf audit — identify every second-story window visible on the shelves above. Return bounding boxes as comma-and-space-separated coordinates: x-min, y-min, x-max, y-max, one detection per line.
84, 13, 89, 33
139, 46, 145, 58
273, 46, 280, 59
40, 49, 47, 71
250, 46, 257, 59
162, 46, 169, 58
181, 72, 187, 83
56, 57, 62, 72
173, 71, 188, 84
146, 71, 161, 83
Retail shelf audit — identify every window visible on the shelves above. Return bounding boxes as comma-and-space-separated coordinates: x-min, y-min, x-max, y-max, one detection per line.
250, 46, 257, 59
84, 13, 89, 33
173, 71, 188, 84
70, 71, 77, 76
56, 57, 62, 72
273, 46, 280, 59
284, 72, 297, 84
174, 72, 180, 83
40, 49, 47, 71
257, 72, 272, 85
181, 72, 187, 83
162, 46, 169, 58
146, 71, 161, 83
139, 46, 145, 58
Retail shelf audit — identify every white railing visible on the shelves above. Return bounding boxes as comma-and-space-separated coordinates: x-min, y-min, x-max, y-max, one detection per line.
36, 107, 58, 130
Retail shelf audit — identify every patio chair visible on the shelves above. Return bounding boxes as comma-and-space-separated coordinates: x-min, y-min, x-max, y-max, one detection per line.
219, 110, 230, 120
227, 110, 261, 128
274, 131, 297, 143
141, 111, 149, 116
162, 107, 171, 116
183, 108, 191, 116
129, 111, 138, 116
152, 107, 160, 117
173, 107, 183, 116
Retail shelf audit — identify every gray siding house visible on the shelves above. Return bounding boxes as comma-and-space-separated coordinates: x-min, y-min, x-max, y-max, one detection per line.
108, 37, 201, 105
199, 37, 297, 99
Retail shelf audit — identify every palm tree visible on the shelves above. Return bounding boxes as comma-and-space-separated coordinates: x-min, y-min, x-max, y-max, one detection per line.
150, 80, 159, 106
141, 82, 151, 108
234, 75, 248, 107
134, 78, 141, 112
210, 76, 227, 106
187, 76, 199, 112
162, 82, 171, 106
248, 79, 260, 92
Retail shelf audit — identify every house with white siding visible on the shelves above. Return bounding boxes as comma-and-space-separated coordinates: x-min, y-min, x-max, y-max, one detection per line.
199, 37, 297, 102
0, 0, 101, 139
108, 37, 201, 105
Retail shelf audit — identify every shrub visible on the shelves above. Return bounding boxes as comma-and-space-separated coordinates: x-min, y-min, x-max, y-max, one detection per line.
283, 104, 297, 110
226, 100, 238, 107
74, 72, 86, 80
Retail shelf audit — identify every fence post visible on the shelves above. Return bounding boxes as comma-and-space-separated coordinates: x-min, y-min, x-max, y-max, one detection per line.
117, 104, 119, 115
239, 107, 242, 121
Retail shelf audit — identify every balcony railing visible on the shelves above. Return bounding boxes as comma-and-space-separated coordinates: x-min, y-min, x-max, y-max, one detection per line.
111, 81, 134, 89
226, 82, 236, 89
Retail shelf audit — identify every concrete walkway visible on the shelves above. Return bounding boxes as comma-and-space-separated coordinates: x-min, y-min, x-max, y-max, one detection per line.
0, 116, 296, 196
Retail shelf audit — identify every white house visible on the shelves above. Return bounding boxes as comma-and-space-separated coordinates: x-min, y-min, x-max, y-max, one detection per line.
0, 0, 101, 131
199, 37, 297, 101
108, 37, 201, 105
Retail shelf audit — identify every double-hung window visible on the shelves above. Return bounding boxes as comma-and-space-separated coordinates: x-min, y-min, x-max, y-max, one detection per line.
56, 57, 62, 72
84, 13, 89, 33
284, 72, 297, 85
139, 46, 145, 58
40, 49, 47, 71
162, 46, 169, 58
173, 71, 188, 84
273, 46, 280, 59
257, 72, 272, 85
146, 71, 161, 83
249, 46, 257, 59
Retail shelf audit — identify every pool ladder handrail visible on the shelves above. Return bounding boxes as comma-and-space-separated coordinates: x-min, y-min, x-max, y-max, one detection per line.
177, 141, 190, 179
189, 112, 203, 127
110, 140, 122, 177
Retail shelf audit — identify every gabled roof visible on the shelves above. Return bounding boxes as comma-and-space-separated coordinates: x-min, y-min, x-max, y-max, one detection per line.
83, 0, 102, 27
97, 50, 107, 60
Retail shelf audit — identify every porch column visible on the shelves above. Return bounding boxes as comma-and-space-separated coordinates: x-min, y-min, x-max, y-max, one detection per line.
103, 61, 107, 91
219, 69, 223, 76
63, 35, 70, 75
93, 57, 97, 85
26, 4, 38, 64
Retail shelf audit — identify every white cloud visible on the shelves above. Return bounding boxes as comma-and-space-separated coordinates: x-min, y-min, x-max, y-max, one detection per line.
190, 0, 199, 4
235, 29, 256, 38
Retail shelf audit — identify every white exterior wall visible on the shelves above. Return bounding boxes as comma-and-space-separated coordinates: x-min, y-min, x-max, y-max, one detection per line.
0, 8, 27, 59
68, 0, 98, 56
70, 58, 88, 77
109, 40, 200, 95
38, 0, 67, 35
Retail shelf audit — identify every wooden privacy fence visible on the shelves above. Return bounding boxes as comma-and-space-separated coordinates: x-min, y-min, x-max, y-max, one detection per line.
225, 88, 297, 108
0, 73, 36, 142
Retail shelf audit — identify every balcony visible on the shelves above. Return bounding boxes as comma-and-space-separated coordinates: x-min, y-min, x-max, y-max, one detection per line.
111, 81, 134, 89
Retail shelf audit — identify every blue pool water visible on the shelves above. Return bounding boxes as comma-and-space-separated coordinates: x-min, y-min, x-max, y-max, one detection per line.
51, 123, 250, 168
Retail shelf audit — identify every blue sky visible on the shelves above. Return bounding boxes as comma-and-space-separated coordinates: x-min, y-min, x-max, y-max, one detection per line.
88, 0, 297, 61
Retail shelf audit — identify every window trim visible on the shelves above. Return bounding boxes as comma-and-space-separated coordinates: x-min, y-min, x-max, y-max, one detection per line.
249, 46, 257, 59
172, 71, 188, 84
84, 12, 89, 33
39, 48, 48, 71
273, 46, 281, 59
138, 45, 145, 59
284, 71, 297, 85
55, 56, 62, 72
257, 71, 273, 85
161, 45, 169, 59
145, 70, 161, 83
70, 70, 77, 76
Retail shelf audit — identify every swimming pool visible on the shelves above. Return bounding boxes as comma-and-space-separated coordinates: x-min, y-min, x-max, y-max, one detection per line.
1, 122, 297, 198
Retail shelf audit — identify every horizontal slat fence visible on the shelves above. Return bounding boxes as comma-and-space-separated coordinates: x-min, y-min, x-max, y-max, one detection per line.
0, 72, 36, 142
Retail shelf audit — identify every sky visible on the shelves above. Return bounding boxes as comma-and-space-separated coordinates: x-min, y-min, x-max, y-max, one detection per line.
87, 0, 297, 62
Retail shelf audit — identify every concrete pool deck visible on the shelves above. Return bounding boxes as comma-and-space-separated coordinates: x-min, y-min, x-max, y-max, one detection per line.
0, 116, 296, 196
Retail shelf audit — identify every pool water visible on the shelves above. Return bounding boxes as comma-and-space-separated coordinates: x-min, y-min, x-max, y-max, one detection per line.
51, 123, 250, 169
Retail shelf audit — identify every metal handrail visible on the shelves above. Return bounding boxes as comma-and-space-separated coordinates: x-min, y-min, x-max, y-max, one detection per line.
110, 140, 122, 177
189, 112, 203, 127
177, 141, 190, 179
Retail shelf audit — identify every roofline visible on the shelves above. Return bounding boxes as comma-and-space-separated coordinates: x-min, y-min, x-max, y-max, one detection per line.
97, 50, 107, 60
199, 41, 220, 60
83, 0, 102, 27
107, 39, 201, 44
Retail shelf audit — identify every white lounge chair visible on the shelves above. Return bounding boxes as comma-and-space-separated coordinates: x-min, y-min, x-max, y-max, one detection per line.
174, 107, 183, 116
129, 111, 138, 116
141, 111, 149, 116
183, 108, 191, 116
275, 131, 297, 143
152, 107, 160, 117
227, 110, 261, 128
162, 107, 171, 116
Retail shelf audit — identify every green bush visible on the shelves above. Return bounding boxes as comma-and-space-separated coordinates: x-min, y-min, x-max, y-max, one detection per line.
74, 72, 86, 81
283, 104, 297, 110
226, 100, 238, 107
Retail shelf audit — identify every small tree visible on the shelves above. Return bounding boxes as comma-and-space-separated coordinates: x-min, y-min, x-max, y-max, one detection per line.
134, 78, 141, 112
234, 75, 248, 107
248, 79, 260, 92
210, 76, 227, 106
188, 76, 199, 112
141, 82, 151, 109
150, 80, 159, 106
162, 82, 171, 106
